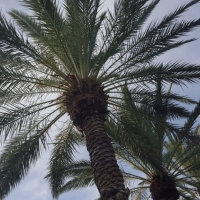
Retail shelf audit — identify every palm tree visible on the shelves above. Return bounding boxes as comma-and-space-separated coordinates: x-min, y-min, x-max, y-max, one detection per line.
1, 0, 200, 199
53, 85, 200, 200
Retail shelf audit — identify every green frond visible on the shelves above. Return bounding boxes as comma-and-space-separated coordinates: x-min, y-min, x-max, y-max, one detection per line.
130, 188, 149, 200
0, 65, 62, 96
94, 0, 160, 74
0, 107, 67, 199
103, 62, 200, 93
62, 160, 92, 178
45, 123, 85, 198
162, 0, 200, 22
113, 143, 154, 177
64, 0, 107, 77
0, 133, 45, 199
122, 171, 150, 183
99, 12, 200, 82
21, 0, 65, 34
183, 101, 200, 133
163, 141, 182, 170
8, 9, 72, 74
177, 181, 198, 199
169, 145, 200, 177
57, 160, 94, 195
106, 90, 165, 174
0, 13, 66, 78
106, 115, 161, 173
58, 175, 94, 195
0, 100, 62, 141
0, 88, 60, 106
178, 188, 197, 200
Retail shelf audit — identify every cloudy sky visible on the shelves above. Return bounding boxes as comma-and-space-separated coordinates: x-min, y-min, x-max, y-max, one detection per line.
0, 0, 200, 200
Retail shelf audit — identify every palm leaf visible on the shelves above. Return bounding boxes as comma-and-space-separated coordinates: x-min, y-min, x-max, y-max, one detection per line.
57, 160, 94, 195
45, 123, 85, 198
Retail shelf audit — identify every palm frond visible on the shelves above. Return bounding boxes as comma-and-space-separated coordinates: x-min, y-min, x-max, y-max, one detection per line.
45, 123, 85, 198
182, 101, 200, 133
57, 160, 94, 195
130, 188, 149, 200
0, 133, 45, 199
95, 0, 160, 73
0, 12, 66, 78
99, 0, 200, 81
0, 100, 62, 141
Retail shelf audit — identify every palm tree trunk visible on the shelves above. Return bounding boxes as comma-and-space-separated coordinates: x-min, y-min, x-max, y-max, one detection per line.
65, 76, 129, 199
82, 107, 129, 200
150, 174, 179, 200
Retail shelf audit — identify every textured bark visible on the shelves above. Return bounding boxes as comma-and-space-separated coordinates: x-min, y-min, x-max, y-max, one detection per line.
63, 76, 129, 199
82, 107, 129, 200
150, 174, 179, 200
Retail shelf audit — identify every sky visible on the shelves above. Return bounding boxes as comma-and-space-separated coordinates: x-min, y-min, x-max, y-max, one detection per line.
0, 0, 200, 200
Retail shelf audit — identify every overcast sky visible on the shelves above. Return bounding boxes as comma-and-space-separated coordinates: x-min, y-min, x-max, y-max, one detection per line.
0, 0, 200, 200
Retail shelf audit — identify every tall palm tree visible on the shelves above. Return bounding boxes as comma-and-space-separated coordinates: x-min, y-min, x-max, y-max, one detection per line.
53, 85, 200, 200
1, 0, 200, 199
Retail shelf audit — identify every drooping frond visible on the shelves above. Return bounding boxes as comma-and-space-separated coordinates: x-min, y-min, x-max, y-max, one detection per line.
57, 160, 94, 195
45, 123, 85, 198
0, 99, 63, 141
0, 106, 67, 199
0, 133, 45, 199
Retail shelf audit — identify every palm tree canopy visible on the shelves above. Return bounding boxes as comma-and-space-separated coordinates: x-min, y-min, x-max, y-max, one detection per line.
1, 0, 200, 199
